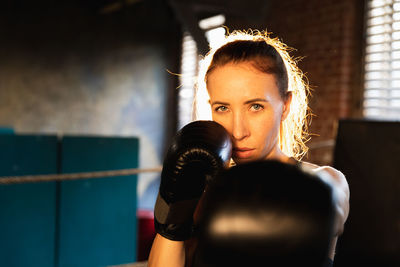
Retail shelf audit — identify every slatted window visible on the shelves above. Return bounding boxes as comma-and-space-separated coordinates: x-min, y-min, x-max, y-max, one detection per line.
178, 32, 198, 130
178, 19, 226, 129
364, 0, 400, 119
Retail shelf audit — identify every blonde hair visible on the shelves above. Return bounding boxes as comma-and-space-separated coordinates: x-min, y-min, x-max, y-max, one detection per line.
193, 29, 311, 160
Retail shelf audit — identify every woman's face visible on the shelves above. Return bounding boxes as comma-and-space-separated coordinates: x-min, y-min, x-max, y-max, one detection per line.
207, 61, 291, 164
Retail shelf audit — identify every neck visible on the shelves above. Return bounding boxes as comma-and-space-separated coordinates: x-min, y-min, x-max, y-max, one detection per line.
265, 146, 292, 164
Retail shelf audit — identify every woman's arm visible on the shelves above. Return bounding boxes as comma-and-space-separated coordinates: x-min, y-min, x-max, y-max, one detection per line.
148, 121, 232, 267
307, 164, 350, 260
315, 166, 350, 236
148, 234, 185, 267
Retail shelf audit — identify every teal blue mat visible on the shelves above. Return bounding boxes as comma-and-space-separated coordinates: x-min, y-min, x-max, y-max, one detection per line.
0, 127, 14, 134
58, 136, 139, 267
0, 135, 58, 267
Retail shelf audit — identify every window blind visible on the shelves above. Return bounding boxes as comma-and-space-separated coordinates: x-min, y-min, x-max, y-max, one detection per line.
178, 27, 226, 129
364, 0, 400, 119
178, 32, 198, 130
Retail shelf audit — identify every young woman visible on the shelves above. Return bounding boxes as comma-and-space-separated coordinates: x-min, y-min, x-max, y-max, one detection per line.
148, 30, 350, 267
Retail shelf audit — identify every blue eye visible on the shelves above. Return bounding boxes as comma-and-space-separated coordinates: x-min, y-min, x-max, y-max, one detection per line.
215, 106, 228, 112
251, 103, 264, 111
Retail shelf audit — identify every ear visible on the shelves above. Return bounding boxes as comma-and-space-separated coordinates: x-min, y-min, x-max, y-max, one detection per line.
281, 91, 292, 121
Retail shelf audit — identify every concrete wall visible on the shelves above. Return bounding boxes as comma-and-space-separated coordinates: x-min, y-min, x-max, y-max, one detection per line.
0, 0, 181, 210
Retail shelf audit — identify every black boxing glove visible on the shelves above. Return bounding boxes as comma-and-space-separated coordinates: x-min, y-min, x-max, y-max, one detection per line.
192, 160, 336, 267
154, 120, 232, 241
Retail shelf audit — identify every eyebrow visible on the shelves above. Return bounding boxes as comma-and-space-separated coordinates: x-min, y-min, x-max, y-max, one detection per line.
244, 98, 269, 104
210, 101, 229, 106
210, 98, 268, 106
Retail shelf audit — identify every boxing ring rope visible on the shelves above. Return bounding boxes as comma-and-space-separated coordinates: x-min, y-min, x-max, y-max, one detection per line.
0, 166, 163, 185
0, 140, 334, 185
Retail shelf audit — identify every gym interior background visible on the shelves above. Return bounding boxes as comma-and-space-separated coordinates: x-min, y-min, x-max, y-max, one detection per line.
0, 0, 398, 266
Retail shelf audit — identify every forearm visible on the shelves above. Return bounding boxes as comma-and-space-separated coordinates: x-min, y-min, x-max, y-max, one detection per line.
148, 234, 185, 267
328, 236, 338, 261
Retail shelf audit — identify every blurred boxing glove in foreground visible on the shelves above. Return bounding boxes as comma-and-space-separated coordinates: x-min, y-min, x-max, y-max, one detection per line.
192, 160, 337, 267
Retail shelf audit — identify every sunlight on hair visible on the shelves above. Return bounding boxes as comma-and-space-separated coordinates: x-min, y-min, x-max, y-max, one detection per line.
193, 29, 312, 160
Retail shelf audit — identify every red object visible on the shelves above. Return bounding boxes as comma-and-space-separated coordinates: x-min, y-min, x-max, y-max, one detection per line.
137, 209, 156, 261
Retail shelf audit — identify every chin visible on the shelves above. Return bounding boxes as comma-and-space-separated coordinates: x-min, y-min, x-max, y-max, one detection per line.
232, 157, 256, 165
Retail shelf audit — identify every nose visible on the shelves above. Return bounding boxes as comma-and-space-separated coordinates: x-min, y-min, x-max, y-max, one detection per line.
231, 112, 250, 141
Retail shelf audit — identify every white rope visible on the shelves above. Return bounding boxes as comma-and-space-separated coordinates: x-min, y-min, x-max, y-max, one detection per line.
0, 166, 163, 185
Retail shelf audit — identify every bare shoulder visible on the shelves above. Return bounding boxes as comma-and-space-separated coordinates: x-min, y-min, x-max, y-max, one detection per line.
300, 161, 350, 197
300, 161, 351, 235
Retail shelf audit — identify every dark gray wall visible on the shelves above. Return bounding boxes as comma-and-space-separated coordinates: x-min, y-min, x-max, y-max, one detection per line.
0, 0, 181, 210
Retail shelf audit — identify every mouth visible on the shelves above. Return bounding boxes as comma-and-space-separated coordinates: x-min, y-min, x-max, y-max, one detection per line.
233, 147, 255, 159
